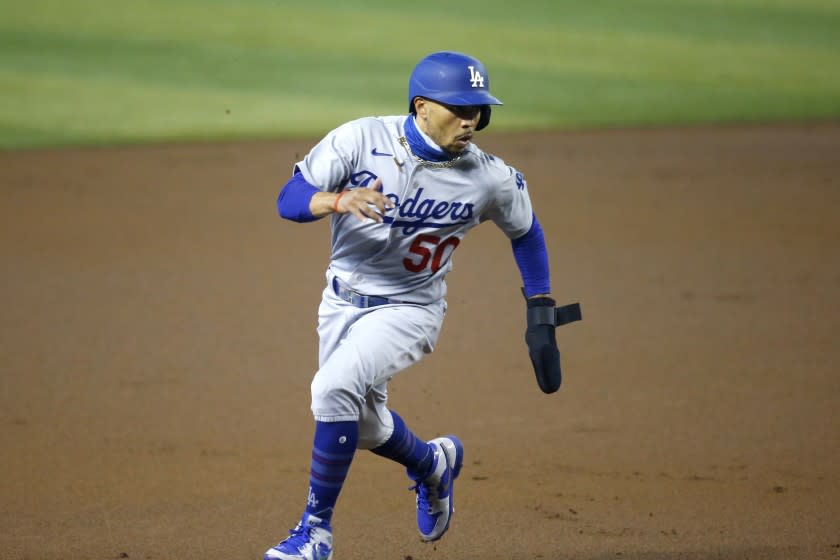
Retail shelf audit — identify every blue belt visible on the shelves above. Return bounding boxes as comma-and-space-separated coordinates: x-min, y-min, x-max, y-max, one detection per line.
332, 277, 407, 308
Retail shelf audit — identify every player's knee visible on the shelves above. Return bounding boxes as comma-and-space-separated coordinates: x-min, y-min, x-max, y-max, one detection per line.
310, 373, 363, 420
357, 412, 393, 450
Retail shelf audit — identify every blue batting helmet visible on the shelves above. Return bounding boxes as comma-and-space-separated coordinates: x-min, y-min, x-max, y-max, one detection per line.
408, 51, 503, 131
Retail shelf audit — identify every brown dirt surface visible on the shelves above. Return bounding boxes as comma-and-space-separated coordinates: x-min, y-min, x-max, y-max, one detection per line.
2, 123, 839, 560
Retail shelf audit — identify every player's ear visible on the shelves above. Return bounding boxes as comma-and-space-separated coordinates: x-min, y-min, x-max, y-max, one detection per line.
413, 97, 427, 118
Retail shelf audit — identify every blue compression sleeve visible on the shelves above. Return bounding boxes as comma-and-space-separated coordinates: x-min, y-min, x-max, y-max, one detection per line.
511, 214, 551, 297
277, 171, 321, 222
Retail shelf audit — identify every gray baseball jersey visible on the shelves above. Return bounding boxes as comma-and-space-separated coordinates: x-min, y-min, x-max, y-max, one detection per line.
295, 115, 534, 304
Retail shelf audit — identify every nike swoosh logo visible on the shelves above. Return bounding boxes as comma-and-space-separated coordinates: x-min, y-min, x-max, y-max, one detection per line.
371, 148, 393, 157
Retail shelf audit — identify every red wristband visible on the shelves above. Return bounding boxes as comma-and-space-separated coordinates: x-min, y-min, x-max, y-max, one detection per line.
332, 191, 347, 213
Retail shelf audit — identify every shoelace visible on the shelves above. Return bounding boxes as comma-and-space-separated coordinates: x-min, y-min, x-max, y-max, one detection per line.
277, 524, 311, 551
409, 480, 437, 514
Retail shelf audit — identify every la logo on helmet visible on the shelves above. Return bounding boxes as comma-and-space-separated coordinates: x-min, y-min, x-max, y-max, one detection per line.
467, 65, 485, 88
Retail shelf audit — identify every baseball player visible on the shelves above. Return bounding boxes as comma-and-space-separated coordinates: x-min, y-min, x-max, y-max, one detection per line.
264, 51, 580, 560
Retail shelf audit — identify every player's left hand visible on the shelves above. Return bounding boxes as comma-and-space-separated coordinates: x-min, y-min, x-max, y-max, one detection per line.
524, 293, 582, 394
333, 178, 394, 223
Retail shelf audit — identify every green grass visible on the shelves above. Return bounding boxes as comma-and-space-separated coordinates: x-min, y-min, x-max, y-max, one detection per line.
1, 0, 839, 149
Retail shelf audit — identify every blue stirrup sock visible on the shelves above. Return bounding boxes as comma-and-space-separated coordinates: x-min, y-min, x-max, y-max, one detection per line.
370, 410, 433, 479
306, 420, 358, 521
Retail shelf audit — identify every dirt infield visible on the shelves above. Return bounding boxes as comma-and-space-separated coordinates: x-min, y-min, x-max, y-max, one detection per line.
2, 123, 839, 560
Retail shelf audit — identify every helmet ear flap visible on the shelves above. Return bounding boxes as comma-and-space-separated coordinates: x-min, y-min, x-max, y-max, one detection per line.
476, 106, 491, 131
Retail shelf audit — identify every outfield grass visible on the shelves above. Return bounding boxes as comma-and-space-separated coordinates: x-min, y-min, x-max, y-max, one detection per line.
1, 0, 839, 149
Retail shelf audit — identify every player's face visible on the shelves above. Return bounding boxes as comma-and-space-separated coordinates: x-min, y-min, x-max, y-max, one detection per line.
414, 98, 482, 154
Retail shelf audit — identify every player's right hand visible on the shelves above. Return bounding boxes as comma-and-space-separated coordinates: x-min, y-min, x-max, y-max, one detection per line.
333, 178, 394, 223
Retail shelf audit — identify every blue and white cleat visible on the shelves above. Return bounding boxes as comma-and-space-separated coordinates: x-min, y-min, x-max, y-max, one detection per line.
410, 435, 464, 541
264, 512, 333, 560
